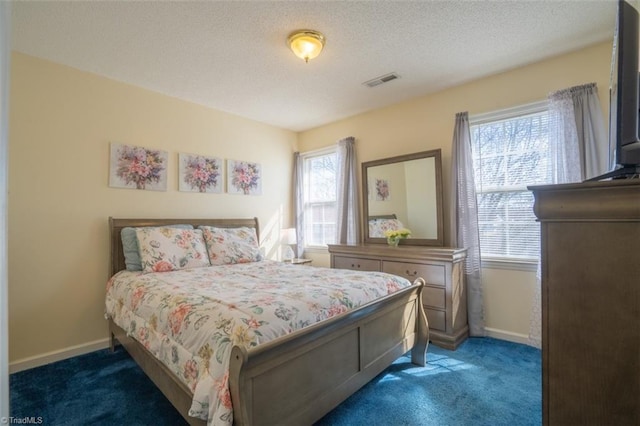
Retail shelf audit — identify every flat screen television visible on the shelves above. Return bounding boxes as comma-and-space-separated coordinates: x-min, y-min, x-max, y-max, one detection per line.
596, 0, 640, 180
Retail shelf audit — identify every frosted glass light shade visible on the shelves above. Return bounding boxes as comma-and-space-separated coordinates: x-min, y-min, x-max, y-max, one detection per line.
288, 30, 325, 63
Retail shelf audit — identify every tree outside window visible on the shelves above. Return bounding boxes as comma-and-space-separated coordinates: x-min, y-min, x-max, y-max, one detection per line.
471, 107, 552, 261
302, 151, 337, 247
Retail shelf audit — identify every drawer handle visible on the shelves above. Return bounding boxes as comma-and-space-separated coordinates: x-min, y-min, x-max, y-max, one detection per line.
405, 270, 418, 277
351, 263, 361, 268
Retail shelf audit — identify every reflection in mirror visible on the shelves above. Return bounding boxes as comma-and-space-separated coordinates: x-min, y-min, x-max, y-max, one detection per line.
362, 149, 443, 246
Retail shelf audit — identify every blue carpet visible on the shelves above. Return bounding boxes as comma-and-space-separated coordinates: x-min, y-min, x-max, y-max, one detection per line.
10, 337, 541, 425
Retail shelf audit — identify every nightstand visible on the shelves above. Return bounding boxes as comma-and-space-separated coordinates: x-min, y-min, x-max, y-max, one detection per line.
283, 258, 312, 266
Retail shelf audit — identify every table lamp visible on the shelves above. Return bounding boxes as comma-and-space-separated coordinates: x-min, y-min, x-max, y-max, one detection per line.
280, 228, 297, 261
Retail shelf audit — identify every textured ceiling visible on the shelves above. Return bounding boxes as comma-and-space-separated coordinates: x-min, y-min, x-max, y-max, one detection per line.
11, 0, 617, 132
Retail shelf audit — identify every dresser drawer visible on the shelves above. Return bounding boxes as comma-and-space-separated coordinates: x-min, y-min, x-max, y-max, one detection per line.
328, 244, 468, 350
425, 308, 446, 332
333, 256, 381, 271
382, 261, 446, 286
423, 286, 445, 309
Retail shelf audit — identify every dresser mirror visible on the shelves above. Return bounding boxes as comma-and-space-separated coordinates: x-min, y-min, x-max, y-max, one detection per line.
362, 149, 444, 246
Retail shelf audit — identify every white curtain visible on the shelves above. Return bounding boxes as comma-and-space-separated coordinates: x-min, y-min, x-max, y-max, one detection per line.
292, 152, 305, 257
336, 137, 359, 244
572, 84, 613, 179
450, 112, 485, 337
547, 82, 609, 182
528, 82, 609, 348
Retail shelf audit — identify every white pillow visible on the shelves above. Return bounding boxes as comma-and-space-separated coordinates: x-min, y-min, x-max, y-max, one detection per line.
199, 226, 262, 265
135, 227, 210, 273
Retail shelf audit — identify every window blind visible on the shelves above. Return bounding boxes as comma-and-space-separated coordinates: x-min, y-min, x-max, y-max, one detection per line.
471, 104, 552, 260
302, 151, 338, 247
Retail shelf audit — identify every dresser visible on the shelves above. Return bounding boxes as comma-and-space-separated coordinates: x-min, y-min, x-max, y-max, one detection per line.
328, 244, 468, 350
530, 179, 640, 425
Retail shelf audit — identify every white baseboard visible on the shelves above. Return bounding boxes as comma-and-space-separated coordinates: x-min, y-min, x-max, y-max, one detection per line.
485, 327, 531, 345
9, 338, 110, 374
8, 328, 533, 374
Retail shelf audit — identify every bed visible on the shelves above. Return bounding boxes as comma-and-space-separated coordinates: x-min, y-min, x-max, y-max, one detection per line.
106, 217, 428, 426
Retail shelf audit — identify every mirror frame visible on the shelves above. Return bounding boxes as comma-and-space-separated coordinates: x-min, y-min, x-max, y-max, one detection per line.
362, 149, 444, 246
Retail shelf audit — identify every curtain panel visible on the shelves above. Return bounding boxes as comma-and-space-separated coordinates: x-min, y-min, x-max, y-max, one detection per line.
450, 112, 485, 337
548, 82, 609, 181
336, 137, 360, 245
292, 152, 305, 258
528, 82, 609, 348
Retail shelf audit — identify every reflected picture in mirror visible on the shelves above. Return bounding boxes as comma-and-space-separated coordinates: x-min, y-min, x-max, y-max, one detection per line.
362, 149, 444, 246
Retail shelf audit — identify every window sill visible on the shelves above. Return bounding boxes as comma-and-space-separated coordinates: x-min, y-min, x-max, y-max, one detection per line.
300, 249, 538, 272
481, 257, 538, 272
303, 246, 330, 254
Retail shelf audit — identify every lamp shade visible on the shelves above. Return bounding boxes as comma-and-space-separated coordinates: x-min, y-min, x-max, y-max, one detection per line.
287, 30, 325, 63
280, 228, 297, 245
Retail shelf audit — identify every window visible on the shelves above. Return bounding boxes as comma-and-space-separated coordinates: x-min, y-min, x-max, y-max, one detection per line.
470, 102, 552, 263
301, 149, 338, 247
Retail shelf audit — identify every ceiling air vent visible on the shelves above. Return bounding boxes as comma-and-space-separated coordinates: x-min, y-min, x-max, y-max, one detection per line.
363, 72, 400, 88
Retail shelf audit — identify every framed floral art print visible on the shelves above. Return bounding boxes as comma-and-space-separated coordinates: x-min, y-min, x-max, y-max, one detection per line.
109, 143, 168, 191
178, 153, 223, 193
375, 178, 390, 201
227, 159, 262, 195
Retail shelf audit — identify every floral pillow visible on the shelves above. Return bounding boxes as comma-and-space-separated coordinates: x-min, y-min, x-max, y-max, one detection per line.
135, 227, 210, 273
199, 226, 262, 265
121, 224, 193, 271
368, 218, 404, 237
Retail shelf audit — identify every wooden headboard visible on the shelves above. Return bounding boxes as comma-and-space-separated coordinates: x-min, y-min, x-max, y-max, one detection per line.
368, 214, 397, 221
109, 217, 260, 277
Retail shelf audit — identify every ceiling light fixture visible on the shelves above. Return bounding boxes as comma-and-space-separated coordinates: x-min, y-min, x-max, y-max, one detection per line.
287, 30, 325, 63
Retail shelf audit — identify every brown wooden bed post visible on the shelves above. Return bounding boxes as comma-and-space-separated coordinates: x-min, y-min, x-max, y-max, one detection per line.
109, 330, 116, 353
228, 346, 251, 426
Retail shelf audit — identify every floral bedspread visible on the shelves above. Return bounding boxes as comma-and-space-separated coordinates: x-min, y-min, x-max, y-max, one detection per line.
105, 260, 412, 425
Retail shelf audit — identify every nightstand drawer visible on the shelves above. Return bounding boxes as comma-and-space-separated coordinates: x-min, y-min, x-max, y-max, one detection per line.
425, 308, 446, 331
423, 286, 445, 309
382, 261, 446, 286
333, 256, 381, 271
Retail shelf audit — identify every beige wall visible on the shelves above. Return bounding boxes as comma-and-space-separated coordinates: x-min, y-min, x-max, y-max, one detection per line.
8, 41, 614, 364
8, 53, 297, 364
298, 41, 612, 341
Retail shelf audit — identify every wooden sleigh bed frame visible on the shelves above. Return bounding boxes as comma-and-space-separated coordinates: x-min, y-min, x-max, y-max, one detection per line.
108, 217, 429, 426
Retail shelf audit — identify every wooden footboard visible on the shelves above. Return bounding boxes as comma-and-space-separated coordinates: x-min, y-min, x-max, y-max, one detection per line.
109, 279, 427, 426
228, 278, 428, 426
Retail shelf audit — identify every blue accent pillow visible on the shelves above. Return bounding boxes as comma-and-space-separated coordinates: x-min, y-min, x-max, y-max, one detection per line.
121, 224, 194, 271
